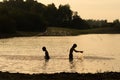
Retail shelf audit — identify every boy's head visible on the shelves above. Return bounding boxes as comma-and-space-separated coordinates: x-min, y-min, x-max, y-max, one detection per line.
42, 47, 46, 51
73, 44, 77, 48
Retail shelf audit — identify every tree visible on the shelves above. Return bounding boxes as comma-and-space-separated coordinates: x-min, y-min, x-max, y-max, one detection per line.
26, 0, 35, 3
86, 19, 108, 28
71, 11, 89, 29
113, 19, 120, 27
16, 0, 23, 3
0, 15, 16, 33
57, 4, 72, 25
44, 3, 57, 26
113, 19, 119, 24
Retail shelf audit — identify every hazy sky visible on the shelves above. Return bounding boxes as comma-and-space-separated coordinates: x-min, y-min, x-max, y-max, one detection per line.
38, 0, 120, 22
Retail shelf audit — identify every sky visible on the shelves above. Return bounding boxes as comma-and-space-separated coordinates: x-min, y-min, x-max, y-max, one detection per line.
38, 0, 120, 22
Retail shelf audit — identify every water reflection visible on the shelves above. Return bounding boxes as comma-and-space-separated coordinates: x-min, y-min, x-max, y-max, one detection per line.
69, 57, 84, 73
0, 55, 43, 60
0, 34, 120, 73
69, 60, 76, 72
84, 56, 114, 60
42, 59, 49, 73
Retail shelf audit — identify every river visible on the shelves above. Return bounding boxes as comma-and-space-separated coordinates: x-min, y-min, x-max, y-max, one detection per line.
0, 34, 120, 74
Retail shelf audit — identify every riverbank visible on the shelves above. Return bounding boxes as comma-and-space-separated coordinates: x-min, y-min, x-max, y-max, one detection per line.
18, 27, 120, 36
43, 27, 120, 36
0, 27, 120, 38
0, 71, 120, 80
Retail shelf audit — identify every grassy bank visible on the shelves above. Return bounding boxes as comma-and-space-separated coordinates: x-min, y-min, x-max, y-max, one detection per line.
0, 71, 120, 80
0, 27, 120, 38
17, 27, 120, 36
45, 27, 120, 36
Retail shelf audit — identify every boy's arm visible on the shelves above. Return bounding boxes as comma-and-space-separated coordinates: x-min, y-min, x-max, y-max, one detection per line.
74, 49, 83, 53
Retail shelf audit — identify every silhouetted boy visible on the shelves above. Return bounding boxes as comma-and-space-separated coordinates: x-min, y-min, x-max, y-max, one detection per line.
42, 47, 50, 60
69, 44, 83, 61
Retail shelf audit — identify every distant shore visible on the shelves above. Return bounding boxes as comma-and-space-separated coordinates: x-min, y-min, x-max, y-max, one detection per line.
0, 71, 120, 80
0, 27, 120, 38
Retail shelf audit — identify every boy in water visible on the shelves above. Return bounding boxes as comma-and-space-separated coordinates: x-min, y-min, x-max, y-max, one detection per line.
42, 47, 50, 60
69, 44, 83, 61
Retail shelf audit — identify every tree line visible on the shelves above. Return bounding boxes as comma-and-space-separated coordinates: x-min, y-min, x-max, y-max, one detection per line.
0, 0, 120, 34
0, 0, 90, 33
86, 19, 120, 28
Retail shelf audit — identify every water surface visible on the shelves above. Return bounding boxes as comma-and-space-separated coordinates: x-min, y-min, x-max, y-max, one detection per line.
0, 34, 120, 74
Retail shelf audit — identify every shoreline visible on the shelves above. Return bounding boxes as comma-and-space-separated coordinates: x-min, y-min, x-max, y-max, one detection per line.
0, 71, 120, 80
0, 32, 120, 39
0, 27, 120, 39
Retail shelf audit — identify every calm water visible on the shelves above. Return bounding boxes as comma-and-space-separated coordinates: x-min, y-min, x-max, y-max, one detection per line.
0, 34, 120, 74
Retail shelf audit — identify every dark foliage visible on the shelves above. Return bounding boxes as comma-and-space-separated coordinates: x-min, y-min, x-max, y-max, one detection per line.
0, 0, 119, 34
0, 1, 47, 33
0, 1, 91, 34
